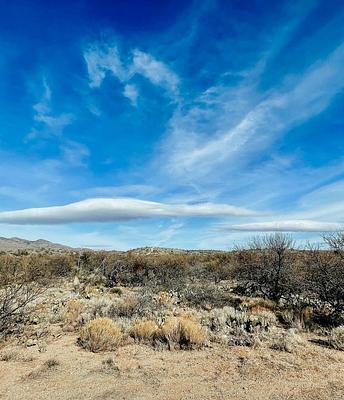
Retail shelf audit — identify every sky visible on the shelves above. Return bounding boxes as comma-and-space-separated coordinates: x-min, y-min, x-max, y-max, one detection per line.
0, 0, 344, 250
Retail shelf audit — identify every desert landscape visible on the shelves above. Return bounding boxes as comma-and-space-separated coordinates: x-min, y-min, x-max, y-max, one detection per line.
0, 233, 343, 400
1, 2, 344, 398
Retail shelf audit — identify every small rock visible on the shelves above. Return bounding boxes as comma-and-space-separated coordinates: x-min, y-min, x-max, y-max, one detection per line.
26, 339, 37, 347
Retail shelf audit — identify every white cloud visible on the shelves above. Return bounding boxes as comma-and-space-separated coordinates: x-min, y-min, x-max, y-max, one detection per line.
131, 49, 179, 95
83, 42, 179, 102
34, 113, 73, 131
227, 220, 343, 232
27, 79, 73, 140
159, 42, 344, 181
155, 222, 184, 246
123, 84, 139, 106
0, 198, 258, 225
84, 43, 126, 88
60, 141, 90, 167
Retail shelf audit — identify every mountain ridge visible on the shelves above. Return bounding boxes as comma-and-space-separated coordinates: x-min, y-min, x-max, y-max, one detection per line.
0, 236, 72, 251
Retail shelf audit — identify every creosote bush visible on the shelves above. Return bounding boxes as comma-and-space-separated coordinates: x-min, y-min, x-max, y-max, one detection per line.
78, 317, 123, 352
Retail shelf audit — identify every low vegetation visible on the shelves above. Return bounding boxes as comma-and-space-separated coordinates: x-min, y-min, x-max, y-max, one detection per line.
78, 317, 123, 352
0, 232, 343, 361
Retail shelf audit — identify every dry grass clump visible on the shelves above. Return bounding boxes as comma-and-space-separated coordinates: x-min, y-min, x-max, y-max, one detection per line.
78, 317, 123, 352
131, 319, 159, 342
0, 348, 19, 362
100, 356, 119, 374
25, 358, 59, 380
63, 299, 85, 327
158, 315, 207, 350
0, 348, 34, 362
328, 326, 344, 351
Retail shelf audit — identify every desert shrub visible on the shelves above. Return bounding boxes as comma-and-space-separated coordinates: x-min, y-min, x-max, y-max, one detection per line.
103, 254, 192, 289
78, 318, 123, 352
206, 306, 276, 335
243, 297, 277, 313
234, 233, 301, 301
304, 243, 344, 321
158, 315, 207, 350
108, 295, 139, 318
0, 282, 43, 338
131, 319, 159, 342
87, 297, 114, 318
107, 291, 173, 320
203, 253, 234, 283
180, 283, 231, 309
328, 326, 344, 351
63, 299, 85, 327
269, 329, 301, 353
227, 327, 260, 347
276, 306, 315, 329
204, 306, 277, 347
0, 252, 77, 283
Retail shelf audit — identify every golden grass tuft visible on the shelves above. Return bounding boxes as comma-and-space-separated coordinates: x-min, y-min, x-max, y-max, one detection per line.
131, 320, 159, 342
159, 315, 207, 350
63, 299, 84, 326
78, 317, 123, 352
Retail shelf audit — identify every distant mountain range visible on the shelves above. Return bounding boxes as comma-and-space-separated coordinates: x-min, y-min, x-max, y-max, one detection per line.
0, 236, 72, 252
0, 237, 227, 253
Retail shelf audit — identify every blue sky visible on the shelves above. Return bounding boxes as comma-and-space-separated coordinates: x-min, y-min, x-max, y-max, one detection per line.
0, 0, 344, 249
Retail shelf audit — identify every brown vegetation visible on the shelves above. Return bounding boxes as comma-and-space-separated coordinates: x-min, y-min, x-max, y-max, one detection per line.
0, 232, 344, 398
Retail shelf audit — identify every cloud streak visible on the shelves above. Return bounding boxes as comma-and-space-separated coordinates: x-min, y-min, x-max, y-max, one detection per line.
160, 42, 344, 181
0, 198, 258, 225
227, 220, 343, 232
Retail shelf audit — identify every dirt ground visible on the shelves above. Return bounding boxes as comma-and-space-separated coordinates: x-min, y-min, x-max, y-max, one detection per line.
0, 332, 343, 400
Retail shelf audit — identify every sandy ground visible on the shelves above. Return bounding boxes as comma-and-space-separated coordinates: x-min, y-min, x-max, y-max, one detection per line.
0, 332, 343, 400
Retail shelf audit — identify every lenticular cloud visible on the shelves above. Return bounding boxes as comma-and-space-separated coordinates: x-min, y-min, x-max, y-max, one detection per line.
0, 198, 257, 225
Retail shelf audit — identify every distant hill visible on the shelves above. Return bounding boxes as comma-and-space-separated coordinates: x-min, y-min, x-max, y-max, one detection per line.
0, 236, 72, 252
0, 238, 226, 254
126, 246, 227, 256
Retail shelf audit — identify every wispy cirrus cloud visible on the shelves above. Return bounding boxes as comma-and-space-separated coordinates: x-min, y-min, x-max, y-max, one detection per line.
83, 41, 179, 104
84, 43, 126, 88
60, 140, 90, 167
159, 42, 344, 182
226, 220, 343, 232
131, 49, 179, 95
27, 79, 73, 140
0, 197, 258, 225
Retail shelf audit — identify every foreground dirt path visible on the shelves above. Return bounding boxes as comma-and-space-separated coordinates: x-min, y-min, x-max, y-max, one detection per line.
0, 333, 343, 400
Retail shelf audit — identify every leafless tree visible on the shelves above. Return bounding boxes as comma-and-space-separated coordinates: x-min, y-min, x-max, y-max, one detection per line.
303, 233, 344, 319
0, 282, 43, 337
323, 231, 344, 258
235, 233, 297, 301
